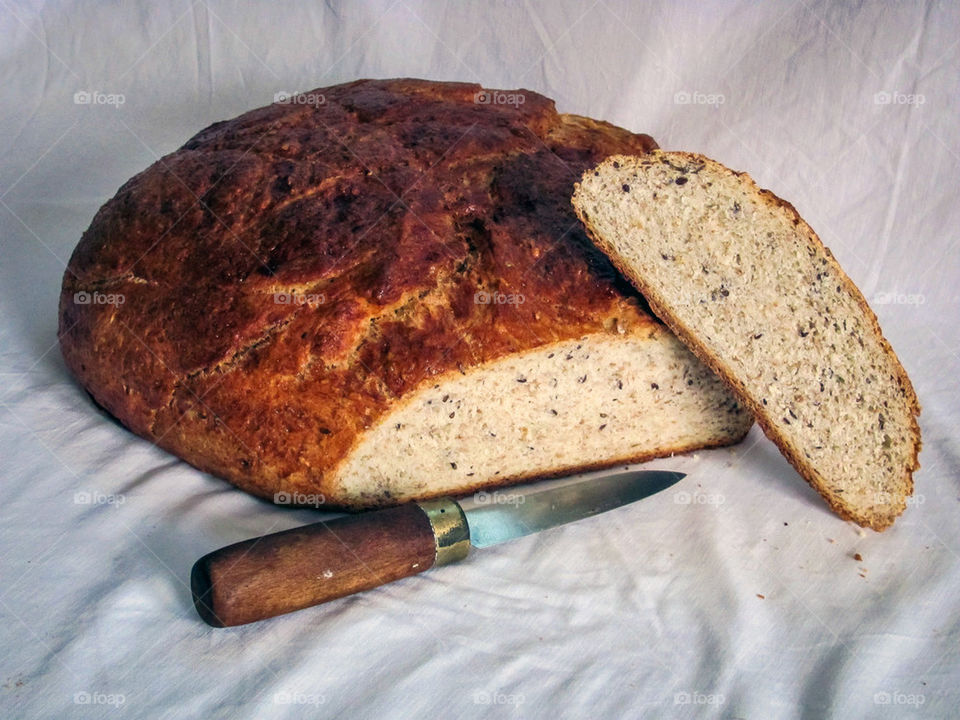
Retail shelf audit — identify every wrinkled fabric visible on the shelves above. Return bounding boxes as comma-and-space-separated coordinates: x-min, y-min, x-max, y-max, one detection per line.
0, 1, 957, 718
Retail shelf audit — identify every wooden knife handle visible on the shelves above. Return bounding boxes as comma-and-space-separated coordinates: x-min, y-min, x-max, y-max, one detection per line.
191, 499, 469, 627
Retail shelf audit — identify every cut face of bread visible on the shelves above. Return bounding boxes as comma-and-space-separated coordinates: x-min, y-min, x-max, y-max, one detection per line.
336, 330, 751, 505
573, 152, 921, 530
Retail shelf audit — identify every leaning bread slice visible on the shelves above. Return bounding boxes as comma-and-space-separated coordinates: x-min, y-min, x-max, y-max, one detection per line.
572, 151, 921, 530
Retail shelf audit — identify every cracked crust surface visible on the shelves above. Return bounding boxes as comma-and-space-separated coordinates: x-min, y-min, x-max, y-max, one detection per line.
59, 79, 751, 506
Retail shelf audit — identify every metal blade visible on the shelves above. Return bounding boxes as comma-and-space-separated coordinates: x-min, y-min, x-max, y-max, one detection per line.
460, 470, 685, 549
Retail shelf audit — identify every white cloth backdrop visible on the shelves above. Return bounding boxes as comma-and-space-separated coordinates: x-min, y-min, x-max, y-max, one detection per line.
1, 1, 958, 718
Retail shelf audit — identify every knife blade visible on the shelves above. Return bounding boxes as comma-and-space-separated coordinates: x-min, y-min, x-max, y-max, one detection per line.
191, 469, 684, 627
462, 469, 684, 548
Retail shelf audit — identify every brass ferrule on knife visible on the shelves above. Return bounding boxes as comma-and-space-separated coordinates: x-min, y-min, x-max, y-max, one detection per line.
417, 498, 471, 566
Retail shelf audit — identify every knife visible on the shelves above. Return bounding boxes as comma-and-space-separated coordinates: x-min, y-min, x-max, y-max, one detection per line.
191, 469, 684, 627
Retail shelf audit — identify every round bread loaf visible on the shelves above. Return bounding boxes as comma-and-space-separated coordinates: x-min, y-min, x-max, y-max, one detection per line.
59, 79, 750, 508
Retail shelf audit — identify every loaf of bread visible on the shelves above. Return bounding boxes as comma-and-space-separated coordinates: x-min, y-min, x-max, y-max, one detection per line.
573, 151, 921, 530
58, 79, 751, 509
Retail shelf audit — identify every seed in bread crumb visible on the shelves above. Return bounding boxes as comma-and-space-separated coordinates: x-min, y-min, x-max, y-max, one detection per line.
756, 594, 765, 599
853, 552, 863, 562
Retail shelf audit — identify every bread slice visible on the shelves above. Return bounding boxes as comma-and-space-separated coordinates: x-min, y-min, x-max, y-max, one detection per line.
572, 151, 921, 530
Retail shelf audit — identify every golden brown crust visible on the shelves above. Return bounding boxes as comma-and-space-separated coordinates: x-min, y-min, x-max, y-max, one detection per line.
59, 78, 698, 505
573, 151, 921, 531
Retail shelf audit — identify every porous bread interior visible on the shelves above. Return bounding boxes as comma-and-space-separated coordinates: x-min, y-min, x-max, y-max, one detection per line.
336, 330, 751, 504
572, 153, 921, 530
